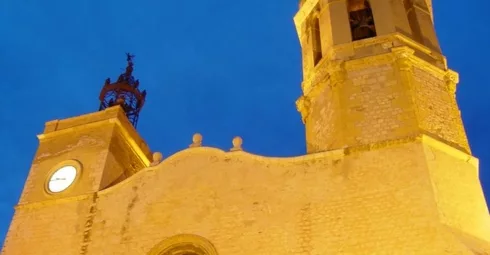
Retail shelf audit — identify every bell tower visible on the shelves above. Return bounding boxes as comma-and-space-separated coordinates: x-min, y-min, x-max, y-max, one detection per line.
294, 0, 466, 154
294, 0, 490, 245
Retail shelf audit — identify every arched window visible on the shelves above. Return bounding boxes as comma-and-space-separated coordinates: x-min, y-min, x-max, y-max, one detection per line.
403, 0, 423, 43
307, 4, 323, 67
311, 16, 322, 66
348, 0, 377, 41
147, 234, 218, 255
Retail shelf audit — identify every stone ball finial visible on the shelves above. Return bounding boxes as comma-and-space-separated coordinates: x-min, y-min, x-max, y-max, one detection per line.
189, 133, 203, 148
150, 152, 163, 166
230, 136, 243, 152
193, 133, 202, 143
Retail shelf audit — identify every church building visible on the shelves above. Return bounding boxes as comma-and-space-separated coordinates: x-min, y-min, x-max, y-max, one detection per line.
2, 0, 490, 254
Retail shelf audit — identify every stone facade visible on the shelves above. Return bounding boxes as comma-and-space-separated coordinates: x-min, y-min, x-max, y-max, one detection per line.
3, 129, 490, 254
2, 0, 490, 254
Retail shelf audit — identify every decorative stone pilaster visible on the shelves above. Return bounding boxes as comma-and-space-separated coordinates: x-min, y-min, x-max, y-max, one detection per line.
392, 46, 415, 71
296, 95, 312, 124
444, 70, 459, 96
327, 60, 346, 89
392, 46, 415, 91
391, 46, 420, 129
296, 60, 345, 125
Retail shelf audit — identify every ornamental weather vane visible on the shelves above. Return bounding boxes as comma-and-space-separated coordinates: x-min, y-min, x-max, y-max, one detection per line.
98, 53, 147, 128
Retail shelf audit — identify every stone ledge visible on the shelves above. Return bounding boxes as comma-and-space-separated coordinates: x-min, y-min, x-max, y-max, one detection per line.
15, 193, 93, 210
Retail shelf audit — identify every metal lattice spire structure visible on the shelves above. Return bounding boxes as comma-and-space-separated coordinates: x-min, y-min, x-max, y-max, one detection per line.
98, 53, 147, 128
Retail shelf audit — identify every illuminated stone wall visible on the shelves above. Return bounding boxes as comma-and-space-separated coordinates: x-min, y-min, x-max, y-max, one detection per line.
3, 134, 489, 254
2, 0, 490, 254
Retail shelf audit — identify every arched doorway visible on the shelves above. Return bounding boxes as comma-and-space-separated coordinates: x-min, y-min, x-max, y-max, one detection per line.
147, 234, 218, 255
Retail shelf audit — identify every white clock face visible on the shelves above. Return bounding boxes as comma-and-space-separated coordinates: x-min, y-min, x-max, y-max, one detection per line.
48, 165, 78, 193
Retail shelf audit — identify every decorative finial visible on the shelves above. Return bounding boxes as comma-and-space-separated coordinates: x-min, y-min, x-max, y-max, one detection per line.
126, 52, 135, 63
98, 53, 147, 128
189, 133, 203, 148
230, 136, 243, 152
125, 53, 135, 76
150, 152, 163, 166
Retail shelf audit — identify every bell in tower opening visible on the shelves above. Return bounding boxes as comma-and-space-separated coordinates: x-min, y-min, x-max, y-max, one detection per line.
348, 0, 377, 41
98, 53, 147, 128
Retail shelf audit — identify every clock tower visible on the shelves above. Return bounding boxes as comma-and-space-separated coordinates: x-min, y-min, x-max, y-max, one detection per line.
19, 106, 151, 204
17, 54, 151, 205
2, 56, 152, 254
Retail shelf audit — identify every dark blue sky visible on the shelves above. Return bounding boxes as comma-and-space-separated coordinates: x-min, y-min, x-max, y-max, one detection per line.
0, 0, 489, 244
